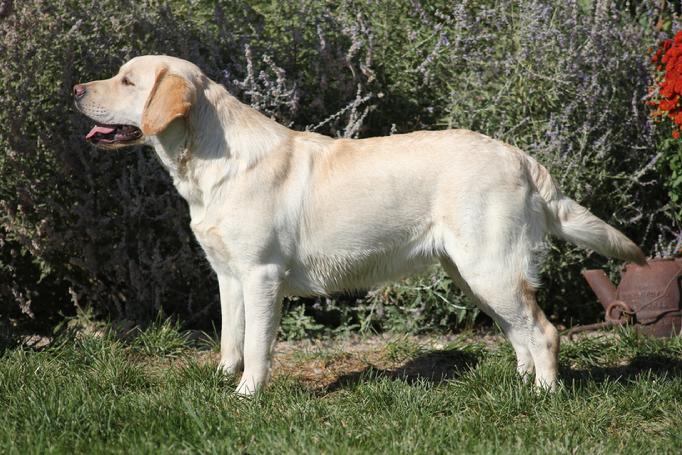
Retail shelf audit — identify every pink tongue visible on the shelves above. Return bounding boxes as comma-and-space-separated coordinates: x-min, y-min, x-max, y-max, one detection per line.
85, 125, 116, 140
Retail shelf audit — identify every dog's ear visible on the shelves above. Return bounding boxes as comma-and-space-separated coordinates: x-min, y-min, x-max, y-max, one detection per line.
141, 66, 194, 136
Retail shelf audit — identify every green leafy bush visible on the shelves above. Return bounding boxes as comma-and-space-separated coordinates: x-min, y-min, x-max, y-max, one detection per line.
0, 0, 232, 328
0, 0, 679, 336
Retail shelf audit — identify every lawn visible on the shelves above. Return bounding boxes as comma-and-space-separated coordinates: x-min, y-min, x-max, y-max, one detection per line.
0, 321, 680, 454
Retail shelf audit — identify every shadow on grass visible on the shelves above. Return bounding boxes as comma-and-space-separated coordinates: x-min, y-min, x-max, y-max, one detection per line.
319, 349, 682, 394
0, 338, 19, 356
563, 354, 682, 386
321, 348, 482, 393
0, 322, 25, 356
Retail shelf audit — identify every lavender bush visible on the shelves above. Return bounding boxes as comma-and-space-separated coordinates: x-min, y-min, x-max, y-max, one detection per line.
0, 0, 678, 335
0, 0, 232, 329
389, 0, 680, 322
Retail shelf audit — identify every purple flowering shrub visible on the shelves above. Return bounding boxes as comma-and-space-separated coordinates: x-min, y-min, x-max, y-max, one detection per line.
404, 0, 680, 322
0, 0, 678, 335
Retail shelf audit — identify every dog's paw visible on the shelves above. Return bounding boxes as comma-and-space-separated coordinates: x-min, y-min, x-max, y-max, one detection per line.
234, 371, 268, 396
533, 377, 558, 393
235, 380, 258, 397
217, 358, 243, 376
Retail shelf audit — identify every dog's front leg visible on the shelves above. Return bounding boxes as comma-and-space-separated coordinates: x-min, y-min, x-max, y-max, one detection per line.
235, 265, 283, 396
217, 273, 244, 375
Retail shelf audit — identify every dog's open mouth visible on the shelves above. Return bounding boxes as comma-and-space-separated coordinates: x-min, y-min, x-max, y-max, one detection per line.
85, 123, 142, 145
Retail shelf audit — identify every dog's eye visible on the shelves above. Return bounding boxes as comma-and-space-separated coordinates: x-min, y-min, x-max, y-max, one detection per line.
121, 76, 134, 86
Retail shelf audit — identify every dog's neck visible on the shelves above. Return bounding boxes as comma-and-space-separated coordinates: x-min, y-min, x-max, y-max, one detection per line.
150, 77, 291, 204
201, 80, 291, 170
150, 119, 191, 176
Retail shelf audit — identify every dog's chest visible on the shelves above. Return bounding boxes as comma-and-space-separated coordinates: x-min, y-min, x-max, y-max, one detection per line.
191, 221, 232, 271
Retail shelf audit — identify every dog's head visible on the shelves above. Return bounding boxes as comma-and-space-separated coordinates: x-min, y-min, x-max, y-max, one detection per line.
74, 55, 197, 149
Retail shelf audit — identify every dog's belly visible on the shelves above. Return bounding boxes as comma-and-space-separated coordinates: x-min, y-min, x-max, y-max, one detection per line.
282, 241, 438, 296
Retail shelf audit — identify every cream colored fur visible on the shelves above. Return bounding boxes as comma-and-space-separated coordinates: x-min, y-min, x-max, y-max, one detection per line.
75, 55, 646, 395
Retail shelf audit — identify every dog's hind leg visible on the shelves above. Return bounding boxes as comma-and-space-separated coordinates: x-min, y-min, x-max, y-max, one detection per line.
438, 191, 559, 389
440, 257, 535, 381
441, 249, 558, 389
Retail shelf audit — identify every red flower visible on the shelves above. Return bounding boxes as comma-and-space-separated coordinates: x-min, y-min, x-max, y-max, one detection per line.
648, 31, 682, 139
660, 97, 679, 111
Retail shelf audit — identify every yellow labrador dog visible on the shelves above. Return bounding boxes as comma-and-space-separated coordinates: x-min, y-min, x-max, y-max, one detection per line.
74, 55, 645, 395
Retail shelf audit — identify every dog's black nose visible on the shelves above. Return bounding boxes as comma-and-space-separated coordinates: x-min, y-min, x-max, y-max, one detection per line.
73, 84, 86, 99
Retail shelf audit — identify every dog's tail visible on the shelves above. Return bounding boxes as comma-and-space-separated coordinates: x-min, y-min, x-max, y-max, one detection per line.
524, 155, 646, 265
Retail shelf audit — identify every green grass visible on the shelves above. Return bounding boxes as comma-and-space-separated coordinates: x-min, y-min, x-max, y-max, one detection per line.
0, 326, 680, 454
